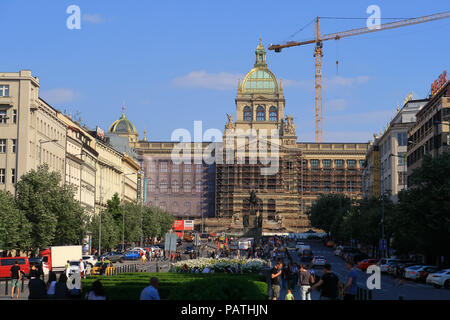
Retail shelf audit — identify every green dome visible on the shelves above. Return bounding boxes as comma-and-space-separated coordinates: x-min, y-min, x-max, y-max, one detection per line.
108, 105, 138, 135
242, 68, 278, 93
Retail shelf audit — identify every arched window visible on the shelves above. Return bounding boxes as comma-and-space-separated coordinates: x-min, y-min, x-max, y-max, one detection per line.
243, 106, 252, 121
256, 106, 265, 121
172, 180, 179, 192
184, 180, 191, 193
269, 106, 278, 122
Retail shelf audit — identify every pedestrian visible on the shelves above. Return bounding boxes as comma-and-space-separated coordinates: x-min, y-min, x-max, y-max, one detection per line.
141, 252, 147, 265
65, 260, 71, 277
100, 258, 107, 275
9, 260, 22, 299
285, 289, 294, 300
46, 271, 57, 299
54, 273, 69, 299
28, 263, 39, 279
270, 260, 283, 300
86, 280, 107, 300
140, 277, 160, 300
342, 260, 358, 300
298, 264, 314, 300
309, 264, 340, 300
292, 263, 299, 290
79, 258, 86, 279
28, 271, 48, 299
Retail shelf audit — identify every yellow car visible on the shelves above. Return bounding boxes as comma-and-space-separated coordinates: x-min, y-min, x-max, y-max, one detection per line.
91, 260, 115, 275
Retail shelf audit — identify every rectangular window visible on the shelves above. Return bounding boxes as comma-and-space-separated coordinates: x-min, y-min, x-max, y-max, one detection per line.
0, 169, 5, 184
150, 161, 156, 172
347, 160, 356, 168
184, 164, 191, 172
13, 110, 17, 124
0, 139, 6, 153
11, 168, 15, 184
0, 85, 9, 97
12, 139, 16, 153
172, 163, 179, 172
310, 159, 319, 168
398, 152, 405, 165
196, 164, 202, 172
160, 162, 167, 172
322, 159, 331, 168
398, 172, 406, 186
334, 160, 344, 167
397, 132, 407, 147
0, 110, 7, 124
359, 160, 365, 168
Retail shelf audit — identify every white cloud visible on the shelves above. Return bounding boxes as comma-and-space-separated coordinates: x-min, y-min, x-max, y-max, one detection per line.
40, 88, 77, 104
172, 71, 243, 90
82, 13, 105, 24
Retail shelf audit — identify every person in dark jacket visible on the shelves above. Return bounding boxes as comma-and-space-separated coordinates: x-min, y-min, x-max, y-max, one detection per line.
28, 277, 48, 299
54, 273, 69, 299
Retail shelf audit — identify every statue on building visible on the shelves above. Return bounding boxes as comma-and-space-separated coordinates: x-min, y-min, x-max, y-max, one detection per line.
225, 113, 234, 129
283, 115, 296, 135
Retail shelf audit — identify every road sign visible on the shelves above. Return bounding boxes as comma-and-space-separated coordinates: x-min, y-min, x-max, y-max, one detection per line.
184, 220, 194, 231
380, 239, 387, 251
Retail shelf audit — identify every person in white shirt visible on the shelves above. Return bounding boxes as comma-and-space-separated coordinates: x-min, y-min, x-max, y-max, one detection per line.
79, 259, 86, 279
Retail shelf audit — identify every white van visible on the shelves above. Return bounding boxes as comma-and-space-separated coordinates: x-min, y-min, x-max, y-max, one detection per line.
378, 258, 400, 273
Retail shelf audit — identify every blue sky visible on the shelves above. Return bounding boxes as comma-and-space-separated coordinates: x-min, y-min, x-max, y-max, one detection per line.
1, 0, 449, 142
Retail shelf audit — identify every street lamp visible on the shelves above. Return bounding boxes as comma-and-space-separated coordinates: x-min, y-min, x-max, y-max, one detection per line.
39, 139, 58, 167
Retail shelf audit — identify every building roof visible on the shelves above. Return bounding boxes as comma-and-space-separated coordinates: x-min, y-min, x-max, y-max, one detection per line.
108, 104, 138, 135
241, 38, 279, 94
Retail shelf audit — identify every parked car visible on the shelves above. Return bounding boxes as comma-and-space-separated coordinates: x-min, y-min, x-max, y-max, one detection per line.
91, 261, 115, 276
378, 258, 400, 273
326, 241, 335, 248
418, 266, 441, 283
99, 251, 125, 263
67, 260, 91, 277
295, 241, 305, 249
0, 257, 30, 279
392, 261, 416, 276
82, 255, 98, 267
404, 265, 434, 281
301, 250, 314, 262
357, 259, 378, 271
348, 252, 369, 263
312, 256, 327, 267
125, 251, 140, 260
428, 269, 450, 288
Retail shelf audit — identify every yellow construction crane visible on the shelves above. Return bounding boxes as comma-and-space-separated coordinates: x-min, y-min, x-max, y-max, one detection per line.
268, 11, 450, 143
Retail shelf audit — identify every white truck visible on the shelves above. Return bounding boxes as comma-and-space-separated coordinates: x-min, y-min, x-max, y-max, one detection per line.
39, 245, 83, 272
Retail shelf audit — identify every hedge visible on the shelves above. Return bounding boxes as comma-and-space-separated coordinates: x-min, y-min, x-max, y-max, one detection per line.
81, 273, 268, 300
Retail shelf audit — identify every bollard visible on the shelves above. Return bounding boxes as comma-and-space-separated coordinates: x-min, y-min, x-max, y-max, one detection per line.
4, 279, 8, 295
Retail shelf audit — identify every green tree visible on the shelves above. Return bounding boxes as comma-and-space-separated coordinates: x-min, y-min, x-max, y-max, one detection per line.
391, 153, 450, 264
0, 190, 31, 252
121, 201, 143, 245
89, 210, 120, 252
306, 194, 351, 242
143, 206, 174, 240
15, 164, 89, 251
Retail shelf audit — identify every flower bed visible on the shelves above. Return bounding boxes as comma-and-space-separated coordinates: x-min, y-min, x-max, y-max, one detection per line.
170, 258, 269, 274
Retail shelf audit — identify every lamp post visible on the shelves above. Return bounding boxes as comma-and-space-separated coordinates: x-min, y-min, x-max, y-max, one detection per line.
39, 139, 58, 167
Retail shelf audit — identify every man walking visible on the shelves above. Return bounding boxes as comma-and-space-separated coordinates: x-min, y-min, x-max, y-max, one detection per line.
298, 264, 313, 300
79, 259, 86, 279
270, 260, 283, 300
343, 260, 358, 300
309, 264, 340, 300
10, 260, 22, 299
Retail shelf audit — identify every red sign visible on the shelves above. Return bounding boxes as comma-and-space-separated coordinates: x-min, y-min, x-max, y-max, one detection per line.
173, 220, 184, 231
431, 70, 447, 96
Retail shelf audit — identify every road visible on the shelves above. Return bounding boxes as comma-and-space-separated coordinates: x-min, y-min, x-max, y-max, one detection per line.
277, 240, 450, 300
